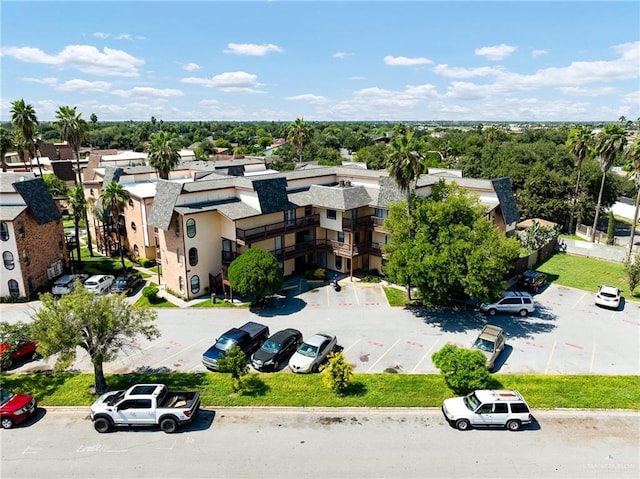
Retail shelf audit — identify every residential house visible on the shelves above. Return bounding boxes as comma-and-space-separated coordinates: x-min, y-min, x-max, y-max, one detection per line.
0, 172, 66, 297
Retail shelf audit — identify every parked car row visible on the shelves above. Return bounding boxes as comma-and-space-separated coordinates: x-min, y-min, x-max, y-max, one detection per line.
51, 273, 144, 298
201, 322, 338, 374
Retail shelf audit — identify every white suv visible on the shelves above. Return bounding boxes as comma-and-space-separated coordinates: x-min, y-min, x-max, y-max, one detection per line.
51, 274, 89, 297
442, 389, 533, 431
83, 275, 115, 294
480, 291, 534, 317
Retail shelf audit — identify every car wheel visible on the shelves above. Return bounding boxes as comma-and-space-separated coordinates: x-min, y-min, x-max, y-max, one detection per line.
519, 309, 528, 317
93, 417, 111, 433
455, 419, 470, 431
1, 417, 15, 429
506, 419, 521, 431
160, 417, 178, 433
488, 308, 497, 316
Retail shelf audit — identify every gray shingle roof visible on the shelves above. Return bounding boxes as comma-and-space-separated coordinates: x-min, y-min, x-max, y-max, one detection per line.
307, 184, 372, 211
174, 198, 261, 221
253, 177, 289, 214
492, 177, 520, 225
377, 176, 406, 206
0, 172, 36, 193
12, 177, 62, 225
148, 181, 183, 230
0, 205, 27, 221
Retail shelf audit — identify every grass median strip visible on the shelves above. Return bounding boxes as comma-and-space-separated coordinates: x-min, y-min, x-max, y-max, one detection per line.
2, 372, 638, 410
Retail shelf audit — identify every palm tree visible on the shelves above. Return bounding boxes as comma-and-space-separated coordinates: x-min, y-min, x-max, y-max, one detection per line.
55, 105, 94, 256
624, 139, 640, 256
10, 99, 42, 176
590, 124, 628, 242
566, 125, 593, 234
0, 126, 14, 172
67, 183, 87, 269
11, 130, 29, 171
145, 131, 181, 180
100, 181, 130, 271
286, 118, 313, 162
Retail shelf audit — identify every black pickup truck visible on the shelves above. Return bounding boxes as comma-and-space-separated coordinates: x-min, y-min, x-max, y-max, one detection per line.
202, 321, 269, 371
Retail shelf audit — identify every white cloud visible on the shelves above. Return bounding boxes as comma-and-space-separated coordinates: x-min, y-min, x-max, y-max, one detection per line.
181, 62, 201, 71
22, 77, 59, 86
57, 79, 112, 92
1, 44, 144, 77
111, 87, 183, 98
181, 71, 263, 92
115, 34, 132, 40
433, 64, 505, 79
384, 55, 432, 66
333, 52, 351, 59
350, 76, 366, 81
224, 43, 283, 56
556, 86, 616, 97
286, 94, 329, 104
532, 49, 548, 58
475, 44, 517, 61
93, 32, 110, 39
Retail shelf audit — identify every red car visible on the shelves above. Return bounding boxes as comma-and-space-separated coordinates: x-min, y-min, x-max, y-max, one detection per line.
0, 339, 38, 369
0, 388, 37, 429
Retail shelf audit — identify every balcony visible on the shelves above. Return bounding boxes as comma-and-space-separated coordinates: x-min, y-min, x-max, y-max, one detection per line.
341, 216, 372, 232
370, 216, 388, 232
236, 214, 319, 245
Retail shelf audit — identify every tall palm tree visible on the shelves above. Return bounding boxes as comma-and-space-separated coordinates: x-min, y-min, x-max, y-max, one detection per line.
10, 99, 42, 176
145, 131, 181, 180
624, 139, 640, 256
286, 118, 313, 162
566, 125, 593, 234
55, 105, 94, 256
590, 124, 628, 242
11, 130, 29, 171
0, 126, 14, 172
100, 181, 130, 271
67, 183, 87, 269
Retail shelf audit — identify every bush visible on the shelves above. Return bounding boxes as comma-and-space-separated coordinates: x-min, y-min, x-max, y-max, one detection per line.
142, 284, 160, 303
432, 344, 492, 395
606, 211, 616, 245
136, 257, 156, 268
624, 253, 640, 293
320, 351, 353, 394
361, 274, 381, 283
217, 344, 249, 393
304, 268, 326, 280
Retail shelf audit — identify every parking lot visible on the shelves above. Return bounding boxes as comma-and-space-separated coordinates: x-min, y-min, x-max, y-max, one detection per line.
5, 281, 640, 376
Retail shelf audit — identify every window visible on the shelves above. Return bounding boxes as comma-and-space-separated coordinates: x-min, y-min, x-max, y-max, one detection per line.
27, 277, 34, 293
335, 256, 342, 270
0, 222, 8, 241
186, 218, 196, 238
190, 275, 200, 294
177, 248, 183, 265
511, 403, 530, 414
189, 247, 198, 266
17, 221, 24, 238
3, 251, 15, 270
374, 208, 388, 219
131, 222, 137, 232
22, 250, 29, 266
326, 209, 336, 220
8, 279, 19, 297
286, 209, 296, 226
174, 219, 180, 237
179, 276, 184, 292
128, 198, 134, 209
305, 206, 312, 216
337, 231, 344, 243
133, 245, 139, 258
478, 404, 493, 414
493, 403, 508, 414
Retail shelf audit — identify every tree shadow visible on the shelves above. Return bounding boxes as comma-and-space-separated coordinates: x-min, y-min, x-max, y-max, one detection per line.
250, 297, 307, 317
240, 373, 270, 397
339, 381, 368, 397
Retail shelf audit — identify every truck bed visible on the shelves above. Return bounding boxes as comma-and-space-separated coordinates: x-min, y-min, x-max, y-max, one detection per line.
158, 391, 198, 409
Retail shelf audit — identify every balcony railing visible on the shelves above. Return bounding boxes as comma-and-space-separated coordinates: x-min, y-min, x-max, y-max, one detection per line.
370, 216, 388, 231
236, 214, 320, 244
341, 216, 372, 231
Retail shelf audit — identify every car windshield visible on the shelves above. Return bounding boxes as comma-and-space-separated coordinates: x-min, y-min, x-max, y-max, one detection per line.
0, 388, 15, 406
297, 342, 318, 358
600, 291, 617, 298
261, 339, 281, 354
215, 337, 236, 351
115, 278, 128, 286
463, 392, 481, 411
85, 281, 97, 287
104, 391, 125, 406
473, 338, 494, 352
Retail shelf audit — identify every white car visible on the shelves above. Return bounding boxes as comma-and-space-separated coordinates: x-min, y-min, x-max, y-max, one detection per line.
83, 275, 115, 294
595, 285, 622, 309
288, 333, 337, 373
51, 274, 88, 297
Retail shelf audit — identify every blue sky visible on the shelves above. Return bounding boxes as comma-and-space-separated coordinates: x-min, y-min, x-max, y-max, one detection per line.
1, 1, 638, 122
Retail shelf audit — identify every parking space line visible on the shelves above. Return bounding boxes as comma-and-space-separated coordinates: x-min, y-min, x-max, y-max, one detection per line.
590, 341, 596, 373
366, 339, 400, 373
353, 284, 360, 305
149, 337, 210, 368
342, 338, 360, 354
410, 339, 440, 373
544, 339, 557, 374
572, 292, 587, 309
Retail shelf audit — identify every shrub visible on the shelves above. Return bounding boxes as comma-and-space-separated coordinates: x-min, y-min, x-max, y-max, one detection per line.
624, 252, 640, 294
320, 351, 353, 394
136, 257, 155, 268
142, 284, 160, 302
432, 344, 492, 395
217, 344, 249, 393
606, 211, 616, 245
361, 274, 381, 283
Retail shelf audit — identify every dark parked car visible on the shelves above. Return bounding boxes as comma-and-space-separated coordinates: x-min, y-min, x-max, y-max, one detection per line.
111, 273, 144, 295
251, 328, 303, 371
518, 270, 548, 293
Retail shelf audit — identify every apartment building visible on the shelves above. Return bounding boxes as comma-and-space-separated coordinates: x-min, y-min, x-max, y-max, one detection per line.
0, 173, 67, 297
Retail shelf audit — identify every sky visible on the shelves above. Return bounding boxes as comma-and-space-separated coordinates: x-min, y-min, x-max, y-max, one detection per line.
1, 1, 639, 123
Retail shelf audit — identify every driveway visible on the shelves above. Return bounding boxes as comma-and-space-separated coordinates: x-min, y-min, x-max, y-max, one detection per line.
4, 283, 639, 376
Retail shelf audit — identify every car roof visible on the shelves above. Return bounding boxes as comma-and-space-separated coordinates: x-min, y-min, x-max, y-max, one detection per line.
86, 274, 112, 281
304, 333, 333, 346
599, 285, 619, 294
473, 390, 526, 403
479, 324, 504, 340
501, 291, 533, 299
269, 329, 301, 342
54, 275, 75, 283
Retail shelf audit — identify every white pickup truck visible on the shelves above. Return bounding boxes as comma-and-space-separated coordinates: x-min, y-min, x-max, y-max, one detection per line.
90, 383, 200, 433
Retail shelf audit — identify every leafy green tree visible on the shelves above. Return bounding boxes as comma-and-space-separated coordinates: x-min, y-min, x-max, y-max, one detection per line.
0, 321, 34, 369
387, 129, 424, 195
606, 211, 616, 245
624, 139, 640, 256
10, 99, 42, 175
591, 124, 627, 242
227, 248, 283, 305
384, 181, 520, 304
316, 147, 342, 166
146, 131, 181, 180
286, 118, 313, 162
354, 143, 388, 170
30, 284, 159, 393
42, 174, 69, 198
68, 183, 87, 267
0, 126, 14, 172
624, 253, 640, 294
566, 125, 593, 234
518, 220, 560, 251
432, 344, 492, 395
90, 113, 98, 126
320, 351, 353, 394
100, 181, 130, 271
216, 344, 249, 393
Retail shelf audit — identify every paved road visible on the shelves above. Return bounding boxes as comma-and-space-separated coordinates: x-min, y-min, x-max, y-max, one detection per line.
3, 283, 640, 375
1, 408, 638, 479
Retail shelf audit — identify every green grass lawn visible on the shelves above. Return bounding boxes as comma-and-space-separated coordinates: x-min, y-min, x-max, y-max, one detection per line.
133, 296, 178, 308
2, 372, 638, 409
191, 298, 250, 308
536, 253, 638, 298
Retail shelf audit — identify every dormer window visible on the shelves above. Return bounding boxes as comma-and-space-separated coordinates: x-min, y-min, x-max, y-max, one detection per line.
327, 209, 336, 220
